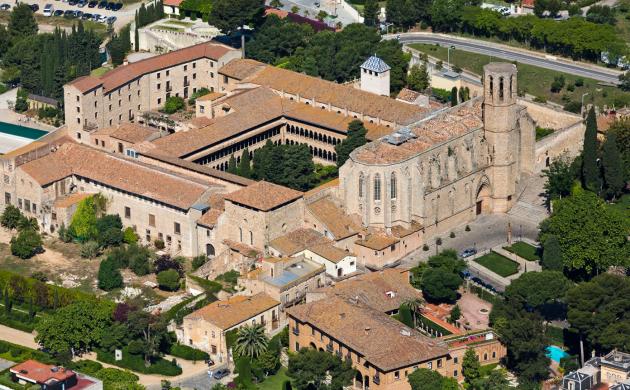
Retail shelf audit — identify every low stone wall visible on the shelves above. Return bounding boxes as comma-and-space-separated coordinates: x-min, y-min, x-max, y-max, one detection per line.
534, 120, 585, 172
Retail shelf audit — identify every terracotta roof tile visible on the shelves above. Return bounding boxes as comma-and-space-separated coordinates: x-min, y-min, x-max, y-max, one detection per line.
307, 243, 352, 263
223, 239, 261, 257
355, 232, 399, 250
218, 59, 266, 81
68, 42, 236, 94
287, 297, 448, 371
197, 92, 226, 102
269, 228, 331, 256
224, 181, 302, 211
197, 194, 225, 227
306, 198, 361, 240
185, 293, 279, 329
94, 123, 159, 144
53, 193, 92, 208
20, 143, 210, 209
10, 360, 76, 384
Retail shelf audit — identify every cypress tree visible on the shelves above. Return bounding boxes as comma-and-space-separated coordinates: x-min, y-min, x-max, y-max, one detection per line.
335, 120, 368, 167
542, 235, 563, 271
601, 132, 624, 200
237, 148, 252, 178
450, 87, 458, 106
582, 107, 601, 193
4, 287, 11, 315
363, 0, 379, 26
227, 155, 238, 174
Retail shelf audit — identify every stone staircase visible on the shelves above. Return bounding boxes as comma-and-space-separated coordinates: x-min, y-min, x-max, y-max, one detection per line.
508, 173, 549, 226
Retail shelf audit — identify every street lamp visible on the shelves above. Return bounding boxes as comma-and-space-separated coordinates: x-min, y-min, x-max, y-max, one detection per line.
447, 45, 455, 69
581, 92, 589, 116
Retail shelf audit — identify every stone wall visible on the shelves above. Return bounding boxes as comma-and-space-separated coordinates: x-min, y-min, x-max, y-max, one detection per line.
534, 121, 585, 172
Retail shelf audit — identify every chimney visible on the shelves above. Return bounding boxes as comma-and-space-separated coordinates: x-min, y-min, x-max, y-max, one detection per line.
364, 327, 370, 335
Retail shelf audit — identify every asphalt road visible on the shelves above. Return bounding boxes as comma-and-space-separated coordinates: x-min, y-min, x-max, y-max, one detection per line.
387, 33, 622, 85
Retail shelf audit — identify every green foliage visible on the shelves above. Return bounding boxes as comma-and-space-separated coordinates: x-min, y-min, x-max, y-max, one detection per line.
541, 235, 563, 271
8, 4, 38, 40
505, 271, 570, 319
157, 270, 180, 291
607, 119, 630, 182
535, 126, 554, 140
363, 0, 379, 26
432, 87, 451, 103
288, 348, 355, 390
136, 0, 164, 27
539, 187, 629, 279
108, 24, 133, 66
601, 132, 625, 200
237, 148, 253, 178
542, 155, 578, 207
550, 75, 565, 93
70, 196, 98, 242
10, 229, 43, 259
234, 357, 256, 389
227, 155, 238, 174
335, 120, 368, 168
191, 256, 207, 271
470, 369, 510, 390
161, 96, 185, 114
98, 258, 124, 291
1, 205, 23, 230
566, 273, 630, 353
188, 87, 210, 105
35, 299, 114, 356
407, 368, 450, 390
582, 107, 601, 193
80, 240, 101, 259
123, 227, 138, 244
419, 250, 464, 303
449, 304, 461, 322
503, 242, 540, 262
586, 5, 616, 24
208, 0, 265, 33
474, 252, 519, 277
450, 87, 458, 106
97, 348, 182, 376
252, 141, 316, 191
168, 344, 209, 361
234, 324, 268, 359
462, 348, 481, 384
397, 304, 414, 328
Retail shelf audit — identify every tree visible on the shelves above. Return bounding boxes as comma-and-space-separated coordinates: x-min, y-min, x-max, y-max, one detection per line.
98, 259, 124, 291
408, 368, 448, 390
1, 205, 22, 230
123, 227, 138, 244
126, 309, 169, 366
420, 268, 462, 302
538, 187, 629, 279
157, 269, 180, 291
542, 155, 576, 207
541, 235, 563, 271
70, 196, 98, 242
336, 120, 368, 167
601, 132, 624, 200
504, 271, 570, 312
316, 10, 328, 21
450, 87, 458, 106
35, 300, 113, 356
161, 96, 185, 114
234, 324, 268, 359
619, 71, 630, 91
471, 369, 509, 390
582, 107, 601, 193
363, 0, 380, 26
8, 4, 38, 40
208, 0, 265, 44
227, 155, 238, 174
607, 119, 630, 182
450, 304, 461, 322
236, 148, 252, 178
462, 348, 481, 384
402, 297, 424, 328
566, 274, 630, 354
10, 229, 43, 259
407, 64, 430, 92
288, 348, 355, 390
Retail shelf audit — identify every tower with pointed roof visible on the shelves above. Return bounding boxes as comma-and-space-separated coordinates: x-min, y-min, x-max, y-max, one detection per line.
360, 55, 390, 97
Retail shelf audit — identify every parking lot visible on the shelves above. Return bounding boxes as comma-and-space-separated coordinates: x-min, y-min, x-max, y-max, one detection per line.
0, 0, 145, 30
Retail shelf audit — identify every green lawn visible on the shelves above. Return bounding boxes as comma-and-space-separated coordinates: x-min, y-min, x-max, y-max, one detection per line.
408, 43, 630, 109
474, 251, 520, 277
258, 367, 291, 390
504, 241, 541, 262
607, 193, 630, 221
90, 67, 110, 77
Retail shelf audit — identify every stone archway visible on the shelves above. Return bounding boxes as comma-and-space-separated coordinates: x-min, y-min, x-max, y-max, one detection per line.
206, 244, 215, 258
475, 177, 492, 215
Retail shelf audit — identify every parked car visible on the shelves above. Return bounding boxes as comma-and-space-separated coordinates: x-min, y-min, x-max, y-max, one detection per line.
54, 9, 63, 15
112, 2, 122, 10
105, 1, 114, 9
63, 9, 74, 17
0, 3, 10, 10
212, 369, 230, 380
82, 12, 92, 19
88, 0, 97, 7
106, 15, 116, 24
91, 12, 100, 20
205, 359, 215, 366
97, 0, 107, 7
98, 14, 107, 22
459, 248, 477, 259
77, 0, 87, 7
43, 4, 54, 16
29, 3, 39, 11
68, 0, 77, 5
75, 10, 83, 17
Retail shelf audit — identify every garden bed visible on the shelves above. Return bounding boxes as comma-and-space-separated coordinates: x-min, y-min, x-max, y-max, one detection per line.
474, 252, 519, 277
503, 241, 541, 262
97, 349, 182, 376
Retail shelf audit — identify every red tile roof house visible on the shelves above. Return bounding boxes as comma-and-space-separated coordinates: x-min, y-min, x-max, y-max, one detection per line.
9, 360, 102, 390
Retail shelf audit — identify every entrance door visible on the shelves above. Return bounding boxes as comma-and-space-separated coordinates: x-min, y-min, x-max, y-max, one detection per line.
476, 200, 483, 215
337, 268, 343, 277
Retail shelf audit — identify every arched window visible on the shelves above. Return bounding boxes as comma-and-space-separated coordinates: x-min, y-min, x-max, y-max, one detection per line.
499, 77, 504, 100
489, 76, 493, 97
374, 174, 381, 201
390, 173, 397, 199
359, 174, 364, 198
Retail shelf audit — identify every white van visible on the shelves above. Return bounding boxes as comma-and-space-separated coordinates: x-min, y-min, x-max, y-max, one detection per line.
43, 3, 54, 16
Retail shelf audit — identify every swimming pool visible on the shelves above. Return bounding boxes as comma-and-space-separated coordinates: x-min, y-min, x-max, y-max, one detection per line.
546, 345, 569, 363
0, 121, 47, 140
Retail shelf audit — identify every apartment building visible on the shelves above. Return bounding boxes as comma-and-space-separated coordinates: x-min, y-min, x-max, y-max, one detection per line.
63, 42, 241, 136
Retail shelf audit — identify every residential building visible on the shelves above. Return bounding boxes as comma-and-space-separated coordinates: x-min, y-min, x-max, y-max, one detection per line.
300, 243, 357, 279
180, 293, 281, 363
563, 350, 630, 390
9, 360, 102, 390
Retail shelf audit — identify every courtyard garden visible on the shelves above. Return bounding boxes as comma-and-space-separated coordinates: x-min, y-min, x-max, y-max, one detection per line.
503, 241, 541, 262
474, 252, 520, 277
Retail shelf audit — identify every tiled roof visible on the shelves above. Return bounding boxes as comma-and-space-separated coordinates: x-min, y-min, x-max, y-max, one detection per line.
307, 243, 352, 263
68, 42, 236, 94
53, 193, 92, 209
353, 98, 483, 165
355, 232, 399, 250
163, 0, 184, 6
19, 143, 211, 210
269, 228, 331, 256
223, 239, 261, 257
10, 360, 76, 384
224, 181, 302, 211
27, 94, 59, 106
94, 123, 158, 144
391, 222, 423, 238
396, 88, 422, 103
185, 293, 280, 330
197, 92, 226, 102
218, 58, 266, 80
314, 268, 420, 313
287, 297, 449, 371
306, 198, 361, 240
196, 193, 225, 227
361, 55, 391, 73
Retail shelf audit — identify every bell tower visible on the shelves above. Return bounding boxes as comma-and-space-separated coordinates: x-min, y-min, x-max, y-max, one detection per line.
482, 62, 518, 213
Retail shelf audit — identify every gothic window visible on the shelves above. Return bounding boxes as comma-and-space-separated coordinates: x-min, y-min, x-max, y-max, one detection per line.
390, 173, 397, 199
374, 174, 381, 201
488, 76, 493, 97
499, 77, 504, 100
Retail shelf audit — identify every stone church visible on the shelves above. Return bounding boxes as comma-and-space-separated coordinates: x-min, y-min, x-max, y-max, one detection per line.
338, 63, 536, 241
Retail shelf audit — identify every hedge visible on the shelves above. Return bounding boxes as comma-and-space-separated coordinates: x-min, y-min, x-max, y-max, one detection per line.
96, 348, 182, 376
0, 312, 37, 333
168, 343, 209, 361
0, 340, 55, 364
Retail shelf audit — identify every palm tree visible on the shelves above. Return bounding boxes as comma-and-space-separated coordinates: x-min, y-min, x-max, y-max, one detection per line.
402, 297, 425, 329
234, 324, 269, 359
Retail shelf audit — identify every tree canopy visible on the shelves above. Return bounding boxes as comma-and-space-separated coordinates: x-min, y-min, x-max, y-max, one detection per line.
251, 141, 316, 191
208, 0, 265, 33
335, 120, 368, 167
288, 348, 355, 390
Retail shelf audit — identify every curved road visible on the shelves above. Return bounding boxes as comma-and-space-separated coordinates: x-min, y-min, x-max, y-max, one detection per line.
386, 33, 622, 85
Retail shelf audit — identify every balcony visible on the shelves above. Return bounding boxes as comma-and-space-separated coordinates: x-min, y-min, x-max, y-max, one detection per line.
184, 80, 190, 87
166, 85, 172, 92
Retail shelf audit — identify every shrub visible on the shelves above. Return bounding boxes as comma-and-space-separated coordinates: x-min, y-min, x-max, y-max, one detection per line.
450, 232, 456, 238
465, 225, 471, 231
187, 87, 210, 105
154, 239, 165, 250
423, 244, 430, 251
127, 340, 144, 355
168, 344, 209, 361
123, 227, 138, 244
563, 101, 582, 114
57, 223, 73, 243
161, 96, 185, 114
574, 78, 584, 87
97, 349, 182, 376
1, 205, 22, 230
70, 196, 98, 242
80, 240, 101, 259
128, 245, 152, 276
191, 255, 207, 271
154, 255, 183, 275
98, 258, 123, 291
10, 229, 43, 259
157, 269, 180, 291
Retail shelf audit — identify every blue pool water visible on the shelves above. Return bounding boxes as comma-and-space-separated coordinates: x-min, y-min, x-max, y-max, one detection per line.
546, 345, 569, 363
